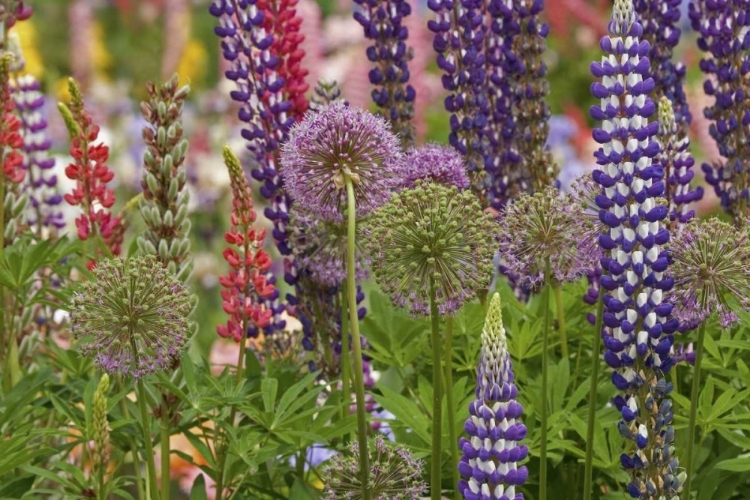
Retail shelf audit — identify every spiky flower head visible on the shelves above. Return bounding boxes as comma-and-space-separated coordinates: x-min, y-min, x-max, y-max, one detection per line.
399, 143, 470, 190
70, 255, 192, 378
280, 101, 403, 222
459, 293, 528, 500
322, 435, 427, 500
669, 218, 750, 328
364, 180, 496, 315
497, 186, 594, 290
288, 205, 370, 287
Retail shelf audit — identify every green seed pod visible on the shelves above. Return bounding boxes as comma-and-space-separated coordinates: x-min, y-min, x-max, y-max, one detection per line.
163, 210, 174, 228
158, 239, 170, 260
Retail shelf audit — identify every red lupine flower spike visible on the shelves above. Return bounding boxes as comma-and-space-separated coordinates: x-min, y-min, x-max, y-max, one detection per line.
217, 147, 277, 343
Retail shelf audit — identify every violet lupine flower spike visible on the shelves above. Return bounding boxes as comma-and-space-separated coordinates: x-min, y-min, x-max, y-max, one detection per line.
353, 0, 417, 148
590, 1, 684, 498
427, 0, 491, 197
494, 0, 555, 197
689, 0, 750, 223
11, 75, 65, 236
210, 0, 297, 336
458, 292, 528, 500
656, 97, 702, 227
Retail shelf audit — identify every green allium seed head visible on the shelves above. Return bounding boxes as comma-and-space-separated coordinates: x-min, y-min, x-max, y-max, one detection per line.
70, 255, 192, 378
364, 180, 496, 315
323, 435, 427, 500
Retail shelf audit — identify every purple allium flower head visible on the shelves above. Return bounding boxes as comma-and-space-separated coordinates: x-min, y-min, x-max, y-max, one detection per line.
669, 218, 750, 328
427, 0, 490, 194
399, 143, 470, 189
353, 0, 417, 148
323, 435, 427, 500
11, 74, 65, 233
689, 0, 750, 221
458, 293, 528, 500
70, 256, 191, 379
288, 205, 371, 287
365, 181, 496, 315
591, 1, 684, 497
497, 186, 594, 291
656, 97, 703, 226
280, 101, 403, 222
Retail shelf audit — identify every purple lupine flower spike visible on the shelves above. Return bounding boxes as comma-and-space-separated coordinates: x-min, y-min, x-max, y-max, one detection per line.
488, 0, 554, 205
427, 0, 490, 195
657, 97, 702, 226
458, 293, 527, 500
210, 0, 296, 336
12, 75, 65, 235
353, 0, 417, 148
635, 0, 702, 227
689, 0, 750, 221
591, 1, 684, 497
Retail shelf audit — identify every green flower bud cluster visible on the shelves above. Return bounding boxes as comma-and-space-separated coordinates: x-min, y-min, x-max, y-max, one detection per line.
364, 180, 496, 315
3, 187, 27, 241
137, 74, 192, 282
91, 374, 110, 473
70, 255, 192, 378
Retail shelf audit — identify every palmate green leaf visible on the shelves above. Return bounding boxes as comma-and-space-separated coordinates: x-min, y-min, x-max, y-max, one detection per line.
715, 457, 750, 472
262, 377, 278, 413
274, 372, 319, 419
0, 475, 34, 498
189, 472, 209, 500
373, 385, 431, 444
289, 478, 320, 500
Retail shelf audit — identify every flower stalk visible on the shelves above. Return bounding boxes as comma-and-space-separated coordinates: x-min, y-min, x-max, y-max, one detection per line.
539, 261, 551, 500
683, 320, 707, 497
429, 275, 443, 500
444, 316, 459, 500
583, 295, 605, 500
344, 174, 371, 500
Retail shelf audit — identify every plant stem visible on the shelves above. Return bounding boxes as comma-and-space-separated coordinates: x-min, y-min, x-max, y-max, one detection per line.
119, 377, 145, 500
583, 295, 605, 500
539, 262, 552, 500
429, 276, 443, 500
344, 177, 371, 500
235, 335, 247, 385
444, 317, 459, 500
160, 408, 171, 500
340, 282, 351, 426
553, 285, 568, 358
684, 321, 708, 497
136, 378, 160, 500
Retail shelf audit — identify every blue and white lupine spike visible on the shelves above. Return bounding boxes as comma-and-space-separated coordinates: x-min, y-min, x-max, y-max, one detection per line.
656, 97, 703, 226
590, 1, 684, 498
458, 293, 528, 500
12, 74, 65, 235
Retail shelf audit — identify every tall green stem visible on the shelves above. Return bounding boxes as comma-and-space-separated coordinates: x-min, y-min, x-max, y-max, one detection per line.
119, 377, 145, 500
429, 276, 443, 500
159, 410, 171, 500
583, 295, 605, 500
444, 317, 459, 500
340, 282, 352, 425
539, 262, 552, 500
684, 321, 708, 497
553, 286, 568, 358
344, 177, 371, 500
136, 378, 160, 500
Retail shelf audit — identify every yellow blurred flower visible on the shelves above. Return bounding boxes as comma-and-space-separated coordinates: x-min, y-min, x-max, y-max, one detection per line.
9, 20, 43, 78
92, 21, 113, 78
176, 39, 208, 87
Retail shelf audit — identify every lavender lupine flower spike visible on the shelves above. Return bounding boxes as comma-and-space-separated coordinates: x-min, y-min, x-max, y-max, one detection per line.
427, 0, 490, 194
689, 0, 750, 220
657, 97, 702, 226
353, 0, 417, 148
634, 0, 702, 226
458, 293, 528, 500
12, 75, 65, 234
210, 0, 296, 335
488, 0, 555, 205
591, 1, 684, 497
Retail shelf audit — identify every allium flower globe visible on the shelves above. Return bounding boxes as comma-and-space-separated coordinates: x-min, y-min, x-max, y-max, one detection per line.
364, 180, 496, 315
399, 143, 470, 190
70, 255, 192, 378
280, 101, 403, 221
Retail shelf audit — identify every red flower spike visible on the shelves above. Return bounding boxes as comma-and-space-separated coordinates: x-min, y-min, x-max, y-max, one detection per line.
60, 79, 124, 264
0, 67, 26, 195
217, 147, 277, 343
